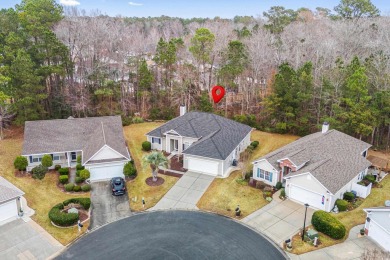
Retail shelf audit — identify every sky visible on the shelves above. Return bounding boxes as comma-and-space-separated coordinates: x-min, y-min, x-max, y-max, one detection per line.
0, 0, 389, 18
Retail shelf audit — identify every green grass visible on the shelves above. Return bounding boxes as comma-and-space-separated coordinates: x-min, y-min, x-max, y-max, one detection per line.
0, 128, 89, 245
123, 122, 178, 211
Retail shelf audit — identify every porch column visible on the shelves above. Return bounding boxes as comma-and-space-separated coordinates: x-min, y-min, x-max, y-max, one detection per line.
67, 152, 71, 167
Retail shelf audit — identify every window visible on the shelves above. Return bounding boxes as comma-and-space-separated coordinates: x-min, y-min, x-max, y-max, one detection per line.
32, 156, 43, 163
152, 137, 161, 144
53, 154, 61, 161
257, 168, 273, 182
71, 152, 77, 161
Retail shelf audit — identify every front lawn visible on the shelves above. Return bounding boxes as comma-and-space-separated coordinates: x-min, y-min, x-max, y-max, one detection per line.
0, 128, 89, 245
197, 130, 299, 218
123, 122, 178, 211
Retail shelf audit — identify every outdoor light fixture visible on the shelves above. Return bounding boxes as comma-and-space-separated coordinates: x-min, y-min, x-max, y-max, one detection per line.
302, 203, 310, 241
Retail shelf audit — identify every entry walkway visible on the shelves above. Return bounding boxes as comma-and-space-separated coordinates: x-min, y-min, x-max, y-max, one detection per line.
242, 191, 315, 246
150, 171, 214, 210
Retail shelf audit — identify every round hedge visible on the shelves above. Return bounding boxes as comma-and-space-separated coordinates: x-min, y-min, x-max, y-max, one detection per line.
142, 141, 151, 151
311, 210, 346, 239
49, 198, 91, 227
335, 199, 348, 212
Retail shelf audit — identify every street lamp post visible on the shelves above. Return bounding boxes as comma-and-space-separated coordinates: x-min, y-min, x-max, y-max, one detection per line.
302, 203, 309, 241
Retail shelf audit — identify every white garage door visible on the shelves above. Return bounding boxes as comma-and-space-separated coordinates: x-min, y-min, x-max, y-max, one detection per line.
368, 221, 390, 251
88, 163, 125, 182
187, 157, 219, 176
289, 184, 325, 210
0, 200, 18, 222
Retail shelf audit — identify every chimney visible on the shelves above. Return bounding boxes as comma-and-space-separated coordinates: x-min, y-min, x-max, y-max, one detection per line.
322, 122, 329, 133
180, 104, 186, 116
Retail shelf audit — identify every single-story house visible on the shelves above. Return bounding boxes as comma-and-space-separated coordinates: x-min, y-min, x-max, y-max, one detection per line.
0, 177, 24, 224
22, 116, 131, 182
363, 207, 390, 252
252, 122, 372, 212
146, 109, 252, 177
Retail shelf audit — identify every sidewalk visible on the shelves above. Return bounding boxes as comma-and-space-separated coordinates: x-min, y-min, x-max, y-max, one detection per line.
149, 171, 214, 210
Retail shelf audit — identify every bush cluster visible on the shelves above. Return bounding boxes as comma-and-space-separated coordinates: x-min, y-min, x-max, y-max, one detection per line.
142, 141, 151, 151
75, 176, 84, 184
81, 184, 91, 192
121, 115, 132, 126
311, 210, 346, 239
65, 183, 74, 192
343, 192, 355, 202
58, 167, 69, 175
54, 165, 61, 171
76, 164, 85, 171
32, 165, 48, 180
132, 116, 144, 124
59, 175, 68, 184
123, 161, 137, 177
364, 174, 376, 183
48, 198, 91, 226
73, 185, 81, 192
335, 199, 348, 211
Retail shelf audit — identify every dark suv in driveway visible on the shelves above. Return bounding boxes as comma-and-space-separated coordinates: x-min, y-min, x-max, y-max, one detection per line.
110, 177, 126, 196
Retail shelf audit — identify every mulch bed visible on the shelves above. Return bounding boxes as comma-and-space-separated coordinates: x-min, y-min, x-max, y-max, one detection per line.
158, 169, 183, 178
145, 176, 165, 186
15, 170, 32, 178
169, 155, 187, 172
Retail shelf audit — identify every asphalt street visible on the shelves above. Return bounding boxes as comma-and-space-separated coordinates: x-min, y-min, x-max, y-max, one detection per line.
57, 210, 287, 260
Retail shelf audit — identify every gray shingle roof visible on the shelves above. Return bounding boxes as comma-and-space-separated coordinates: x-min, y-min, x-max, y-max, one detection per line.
0, 177, 24, 204
147, 112, 252, 160
22, 116, 130, 163
254, 129, 372, 194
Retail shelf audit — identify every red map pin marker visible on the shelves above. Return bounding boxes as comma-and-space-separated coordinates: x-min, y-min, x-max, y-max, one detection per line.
211, 85, 225, 104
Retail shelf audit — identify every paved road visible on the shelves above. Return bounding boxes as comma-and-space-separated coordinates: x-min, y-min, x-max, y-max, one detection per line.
0, 218, 63, 260
56, 210, 287, 260
90, 181, 132, 229
151, 171, 214, 210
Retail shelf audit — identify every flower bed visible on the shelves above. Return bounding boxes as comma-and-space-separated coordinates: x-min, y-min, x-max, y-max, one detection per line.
48, 198, 91, 227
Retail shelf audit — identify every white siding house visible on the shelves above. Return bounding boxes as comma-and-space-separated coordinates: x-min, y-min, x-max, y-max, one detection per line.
364, 208, 390, 252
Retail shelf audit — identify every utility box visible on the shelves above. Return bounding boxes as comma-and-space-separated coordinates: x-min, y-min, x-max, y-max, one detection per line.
307, 229, 319, 240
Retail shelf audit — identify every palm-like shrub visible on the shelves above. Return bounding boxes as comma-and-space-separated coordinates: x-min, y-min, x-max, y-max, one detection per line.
142, 151, 169, 182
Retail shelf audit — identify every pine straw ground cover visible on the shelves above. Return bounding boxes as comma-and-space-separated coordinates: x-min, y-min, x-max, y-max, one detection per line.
123, 122, 178, 211
0, 127, 89, 245
197, 130, 299, 218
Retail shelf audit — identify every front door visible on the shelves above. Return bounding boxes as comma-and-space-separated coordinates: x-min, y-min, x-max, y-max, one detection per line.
170, 139, 179, 152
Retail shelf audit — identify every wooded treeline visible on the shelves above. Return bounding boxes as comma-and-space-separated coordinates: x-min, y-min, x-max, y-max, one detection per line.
0, 0, 389, 148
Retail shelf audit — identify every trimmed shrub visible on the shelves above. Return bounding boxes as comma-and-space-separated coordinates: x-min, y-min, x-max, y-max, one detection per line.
247, 145, 255, 151
245, 170, 253, 180
280, 188, 286, 197
123, 162, 137, 177
76, 164, 84, 171
59, 175, 68, 184
76, 155, 81, 164
263, 191, 272, 198
79, 169, 90, 180
64, 183, 74, 192
58, 167, 69, 175
132, 116, 144, 123
41, 154, 53, 168
364, 174, 376, 183
142, 141, 151, 151
75, 176, 84, 184
311, 210, 346, 239
63, 198, 91, 210
76, 170, 81, 177
336, 199, 348, 211
250, 141, 259, 148
48, 203, 78, 226
73, 185, 81, 192
343, 192, 355, 202
255, 181, 266, 190
81, 184, 91, 192
121, 116, 132, 126
32, 165, 48, 180
14, 156, 28, 171
54, 165, 61, 171
275, 181, 283, 190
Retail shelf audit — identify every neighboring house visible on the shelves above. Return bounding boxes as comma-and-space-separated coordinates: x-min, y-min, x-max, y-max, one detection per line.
363, 207, 390, 252
146, 109, 252, 177
0, 177, 24, 224
252, 123, 371, 212
22, 116, 131, 182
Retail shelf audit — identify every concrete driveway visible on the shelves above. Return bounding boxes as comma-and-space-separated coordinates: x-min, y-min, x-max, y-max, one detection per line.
151, 171, 214, 210
90, 181, 132, 229
0, 218, 63, 260
242, 197, 315, 246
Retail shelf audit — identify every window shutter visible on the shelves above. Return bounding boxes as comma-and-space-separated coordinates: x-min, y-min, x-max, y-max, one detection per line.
29, 156, 32, 163
159, 138, 161, 144
257, 168, 260, 178
269, 172, 273, 182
